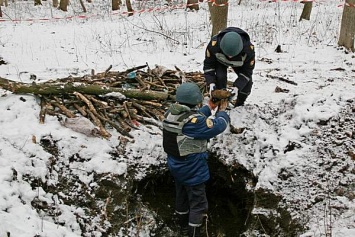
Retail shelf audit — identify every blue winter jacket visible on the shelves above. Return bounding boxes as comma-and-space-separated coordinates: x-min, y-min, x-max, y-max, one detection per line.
166, 105, 229, 186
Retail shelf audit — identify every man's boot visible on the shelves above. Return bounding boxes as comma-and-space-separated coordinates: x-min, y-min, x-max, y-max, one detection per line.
177, 213, 189, 236
235, 92, 248, 107
188, 225, 201, 237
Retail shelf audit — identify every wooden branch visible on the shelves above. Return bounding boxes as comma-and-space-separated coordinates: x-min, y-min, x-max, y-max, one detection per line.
74, 92, 98, 114
86, 95, 109, 109
124, 64, 148, 74
74, 92, 111, 138
113, 116, 133, 137
52, 97, 76, 118
266, 74, 298, 85
0, 77, 171, 101
139, 100, 163, 107
74, 93, 131, 138
73, 103, 87, 117
39, 97, 47, 124
135, 115, 163, 129
123, 101, 132, 121
134, 74, 148, 91
144, 80, 170, 90
86, 109, 111, 138
131, 101, 152, 118
104, 65, 113, 76
148, 108, 164, 121
99, 112, 132, 138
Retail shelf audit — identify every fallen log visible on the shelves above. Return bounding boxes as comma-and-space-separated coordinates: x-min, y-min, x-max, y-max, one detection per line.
0, 77, 172, 101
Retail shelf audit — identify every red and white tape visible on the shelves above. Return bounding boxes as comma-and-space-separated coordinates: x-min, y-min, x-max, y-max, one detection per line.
1, 0, 353, 23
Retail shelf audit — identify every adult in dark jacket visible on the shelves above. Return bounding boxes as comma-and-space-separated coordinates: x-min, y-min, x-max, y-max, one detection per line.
163, 82, 230, 237
204, 27, 255, 107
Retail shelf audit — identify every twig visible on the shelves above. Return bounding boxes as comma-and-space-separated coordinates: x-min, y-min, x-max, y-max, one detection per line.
39, 97, 47, 124
123, 101, 132, 121
104, 65, 113, 76
134, 74, 148, 91
52, 97, 76, 118
73, 103, 87, 117
266, 74, 298, 85
131, 101, 153, 118
86, 109, 111, 138
122, 18, 180, 44
124, 64, 148, 74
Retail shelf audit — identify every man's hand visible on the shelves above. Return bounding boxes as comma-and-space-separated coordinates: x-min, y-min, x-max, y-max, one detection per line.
208, 98, 228, 112
208, 98, 219, 111
228, 87, 238, 101
209, 83, 216, 97
218, 99, 229, 111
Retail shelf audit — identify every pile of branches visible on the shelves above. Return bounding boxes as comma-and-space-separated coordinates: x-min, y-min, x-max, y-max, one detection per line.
0, 64, 206, 138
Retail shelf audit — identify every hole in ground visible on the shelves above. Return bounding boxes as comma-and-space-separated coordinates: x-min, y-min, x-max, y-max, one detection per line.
135, 155, 256, 236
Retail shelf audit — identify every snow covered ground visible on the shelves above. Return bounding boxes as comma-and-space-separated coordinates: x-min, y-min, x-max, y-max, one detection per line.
0, 0, 354, 236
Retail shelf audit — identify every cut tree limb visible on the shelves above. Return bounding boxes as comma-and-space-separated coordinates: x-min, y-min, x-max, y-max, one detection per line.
52, 97, 76, 118
73, 103, 88, 117
266, 74, 298, 85
39, 97, 47, 124
0, 77, 172, 101
86, 109, 111, 139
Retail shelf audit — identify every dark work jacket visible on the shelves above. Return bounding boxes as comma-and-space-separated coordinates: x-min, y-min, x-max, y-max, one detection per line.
203, 27, 255, 90
164, 105, 229, 186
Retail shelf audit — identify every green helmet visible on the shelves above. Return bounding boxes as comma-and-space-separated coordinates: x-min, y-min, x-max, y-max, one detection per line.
176, 82, 203, 105
220, 32, 243, 57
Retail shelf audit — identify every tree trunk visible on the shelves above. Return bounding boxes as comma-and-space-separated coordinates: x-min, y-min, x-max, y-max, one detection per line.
125, 0, 134, 16
34, 0, 42, 6
208, 0, 228, 36
0, 77, 171, 101
112, 0, 120, 11
79, 0, 87, 12
338, 0, 355, 52
53, 0, 58, 8
186, 0, 199, 11
299, 1, 312, 21
59, 0, 69, 12
0, 6, 2, 18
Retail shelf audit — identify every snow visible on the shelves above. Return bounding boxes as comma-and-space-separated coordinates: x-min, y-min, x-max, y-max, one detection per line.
0, 0, 354, 236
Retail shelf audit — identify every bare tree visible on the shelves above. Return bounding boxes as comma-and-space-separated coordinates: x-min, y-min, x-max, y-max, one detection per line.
126, 0, 134, 16
0, 5, 2, 18
53, 0, 59, 8
112, 0, 121, 11
1, 0, 8, 7
299, 1, 312, 21
338, 0, 355, 52
34, 0, 42, 6
208, 0, 228, 36
186, 0, 199, 11
79, 0, 87, 12
59, 0, 69, 11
